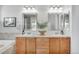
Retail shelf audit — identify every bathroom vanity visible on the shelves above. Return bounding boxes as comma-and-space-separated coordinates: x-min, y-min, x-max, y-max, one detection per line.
16, 5, 71, 54
16, 35, 70, 54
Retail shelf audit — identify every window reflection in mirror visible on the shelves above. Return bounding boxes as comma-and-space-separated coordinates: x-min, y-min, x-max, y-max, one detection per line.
64, 13, 70, 30
23, 15, 37, 35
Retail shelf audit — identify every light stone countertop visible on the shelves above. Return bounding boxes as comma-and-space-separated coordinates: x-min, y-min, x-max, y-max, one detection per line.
16, 35, 71, 37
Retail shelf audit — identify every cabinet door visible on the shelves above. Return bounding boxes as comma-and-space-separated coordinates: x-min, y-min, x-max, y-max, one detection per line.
16, 37, 26, 54
49, 37, 60, 54
36, 37, 49, 54
59, 37, 70, 54
26, 37, 36, 54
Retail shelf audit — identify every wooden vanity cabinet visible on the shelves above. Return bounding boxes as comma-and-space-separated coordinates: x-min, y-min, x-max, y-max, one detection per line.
26, 37, 36, 54
16, 36, 70, 54
49, 37, 60, 54
16, 37, 36, 54
36, 37, 49, 54
16, 37, 26, 54
59, 37, 70, 54
49, 37, 70, 54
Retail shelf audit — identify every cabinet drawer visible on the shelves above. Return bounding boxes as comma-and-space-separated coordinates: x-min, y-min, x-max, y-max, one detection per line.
36, 48, 49, 54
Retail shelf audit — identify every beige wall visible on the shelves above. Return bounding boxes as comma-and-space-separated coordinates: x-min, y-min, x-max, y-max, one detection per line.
0, 5, 23, 33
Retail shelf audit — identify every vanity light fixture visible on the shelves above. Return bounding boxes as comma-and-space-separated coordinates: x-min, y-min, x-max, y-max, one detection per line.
22, 6, 38, 15
48, 5, 63, 14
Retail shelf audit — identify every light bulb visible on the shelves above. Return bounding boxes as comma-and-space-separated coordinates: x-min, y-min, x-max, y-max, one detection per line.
22, 7, 27, 13
28, 7, 31, 10
32, 7, 35, 10
50, 7, 53, 10
59, 7, 63, 10
55, 7, 58, 10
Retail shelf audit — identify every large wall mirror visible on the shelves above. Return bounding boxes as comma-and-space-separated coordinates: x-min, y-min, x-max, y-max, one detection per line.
22, 14, 37, 35
48, 6, 71, 35
22, 6, 38, 35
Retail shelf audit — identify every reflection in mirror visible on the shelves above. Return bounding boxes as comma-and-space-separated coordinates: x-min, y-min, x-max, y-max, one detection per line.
48, 14, 60, 31
64, 13, 70, 30
22, 15, 37, 35
63, 13, 70, 35
48, 6, 70, 35
48, 13, 63, 35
